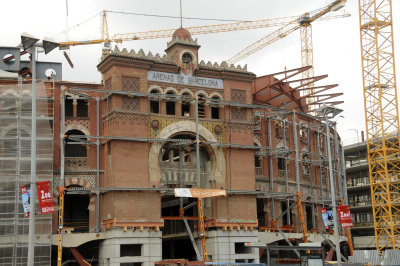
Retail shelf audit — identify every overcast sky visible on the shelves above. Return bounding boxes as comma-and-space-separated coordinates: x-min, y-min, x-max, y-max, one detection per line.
2, 0, 400, 142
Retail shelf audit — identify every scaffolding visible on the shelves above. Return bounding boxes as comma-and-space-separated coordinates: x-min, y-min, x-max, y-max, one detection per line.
0, 81, 53, 265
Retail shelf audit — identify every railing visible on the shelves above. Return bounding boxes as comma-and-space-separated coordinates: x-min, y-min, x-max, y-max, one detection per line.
352, 222, 374, 228
64, 219, 89, 233
65, 157, 88, 170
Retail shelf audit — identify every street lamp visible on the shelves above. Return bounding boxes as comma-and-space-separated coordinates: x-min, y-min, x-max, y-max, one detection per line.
20, 32, 59, 266
317, 105, 343, 266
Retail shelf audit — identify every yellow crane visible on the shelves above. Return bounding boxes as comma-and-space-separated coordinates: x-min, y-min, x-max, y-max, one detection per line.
358, 0, 400, 252
226, 0, 348, 105
58, 9, 349, 54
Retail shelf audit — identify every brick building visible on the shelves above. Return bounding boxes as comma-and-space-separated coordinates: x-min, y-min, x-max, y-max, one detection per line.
0, 28, 347, 265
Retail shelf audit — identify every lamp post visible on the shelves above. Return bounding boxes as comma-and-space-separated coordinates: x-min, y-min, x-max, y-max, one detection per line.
21, 32, 59, 266
317, 105, 343, 265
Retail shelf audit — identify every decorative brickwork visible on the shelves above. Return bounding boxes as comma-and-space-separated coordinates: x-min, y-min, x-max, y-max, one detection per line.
122, 76, 140, 92
105, 78, 112, 91
231, 89, 246, 103
122, 96, 140, 111
231, 107, 248, 121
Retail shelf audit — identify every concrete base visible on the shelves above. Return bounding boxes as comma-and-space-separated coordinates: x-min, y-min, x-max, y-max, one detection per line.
98, 229, 162, 266
201, 229, 259, 263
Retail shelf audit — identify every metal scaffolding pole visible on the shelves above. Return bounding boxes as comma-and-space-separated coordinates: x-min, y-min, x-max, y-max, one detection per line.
325, 116, 341, 265
96, 97, 100, 232
27, 46, 37, 266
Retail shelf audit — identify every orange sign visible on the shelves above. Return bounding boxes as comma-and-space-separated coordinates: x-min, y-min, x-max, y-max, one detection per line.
174, 188, 227, 198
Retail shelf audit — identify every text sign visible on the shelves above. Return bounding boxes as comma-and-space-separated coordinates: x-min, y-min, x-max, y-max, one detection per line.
36, 181, 55, 214
174, 188, 227, 198
337, 205, 353, 228
20, 184, 31, 218
321, 208, 334, 229
148, 70, 224, 89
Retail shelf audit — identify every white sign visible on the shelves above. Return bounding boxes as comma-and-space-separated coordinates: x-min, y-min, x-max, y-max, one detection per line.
148, 70, 223, 89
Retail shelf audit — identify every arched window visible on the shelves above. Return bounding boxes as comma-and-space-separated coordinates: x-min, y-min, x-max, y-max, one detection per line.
211, 96, 220, 119
197, 94, 205, 118
181, 93, 191, 117
149, 89, 160, 114
166, 91, 176, 115
65, 130, 87, 157
0, 93, 16, 115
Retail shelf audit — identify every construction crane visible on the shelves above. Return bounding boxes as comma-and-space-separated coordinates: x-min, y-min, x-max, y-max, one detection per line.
226, 0, 347, 105
358, 0, 400, 252
58, 9, 349, 54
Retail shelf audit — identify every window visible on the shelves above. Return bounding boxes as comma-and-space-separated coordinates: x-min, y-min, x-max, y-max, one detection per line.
166, 91, 176, 115
149, 89, 160, 114
65, 130, 87, 157
278, 158, 286, 170
234, 243, 251, 254
120, 244, 142, 257
76, 99, 88, 117
181, 93, 191, 116
197, 94, 205, 118
211, 96, 220, 119
65, 96, 73, 117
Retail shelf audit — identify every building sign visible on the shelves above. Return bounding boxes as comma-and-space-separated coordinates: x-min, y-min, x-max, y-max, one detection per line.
337, 205, 353, 228
36, 181, 55, 214
174, 188, 227, 198
148, 70, 224, 89
20, 184, 31, 218
321, 208, 334, 229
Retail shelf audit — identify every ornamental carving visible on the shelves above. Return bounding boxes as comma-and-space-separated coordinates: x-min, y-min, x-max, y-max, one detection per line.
149, 116, 225, 142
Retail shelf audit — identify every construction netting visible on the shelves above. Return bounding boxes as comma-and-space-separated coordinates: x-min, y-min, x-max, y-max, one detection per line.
0, 81, 53, 265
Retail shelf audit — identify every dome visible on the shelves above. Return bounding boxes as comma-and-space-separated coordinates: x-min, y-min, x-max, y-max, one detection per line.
172, 28, 192, 40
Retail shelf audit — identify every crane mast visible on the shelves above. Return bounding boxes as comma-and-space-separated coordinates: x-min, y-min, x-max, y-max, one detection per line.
359, 0, 400, 251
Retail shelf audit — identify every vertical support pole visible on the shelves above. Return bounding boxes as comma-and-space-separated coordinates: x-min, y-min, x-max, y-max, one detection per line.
341, 142, 349, 205
333, 123, 343, 201
195, 95, 201, 188
57, 85, 66, 266
27, 46, 37, 266
283, 119, 290, 224
317, 131, 323, 198
293, 111, 301, 192
96, 97, 100, 232
325, 116, 342, 265
268, 118, 275, 220
198, 199, 207, 261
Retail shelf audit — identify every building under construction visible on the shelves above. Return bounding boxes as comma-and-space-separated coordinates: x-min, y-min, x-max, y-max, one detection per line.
0, 29, 348, 265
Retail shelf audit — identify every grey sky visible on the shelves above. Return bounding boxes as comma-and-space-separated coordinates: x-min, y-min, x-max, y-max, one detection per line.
2, 0, 400, 142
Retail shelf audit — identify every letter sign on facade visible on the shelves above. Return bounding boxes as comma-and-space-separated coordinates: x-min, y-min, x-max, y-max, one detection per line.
36, 181, 55, 214
337, 205, 353, 228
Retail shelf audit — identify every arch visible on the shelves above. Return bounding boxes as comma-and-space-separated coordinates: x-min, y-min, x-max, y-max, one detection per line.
149, 121, 226, 187
148, 84, 163, 94
165, 86, 178, 95
178, 49, 198, 65
0, 88, 18, 97
195, 90, 208, 98
209, 92, 223, 100
178, 88, 194, 96
65, 123, 90, 136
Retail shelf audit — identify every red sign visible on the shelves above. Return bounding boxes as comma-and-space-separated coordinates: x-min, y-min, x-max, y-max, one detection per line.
337, 205, 353, 228
36, 181, 55, 214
